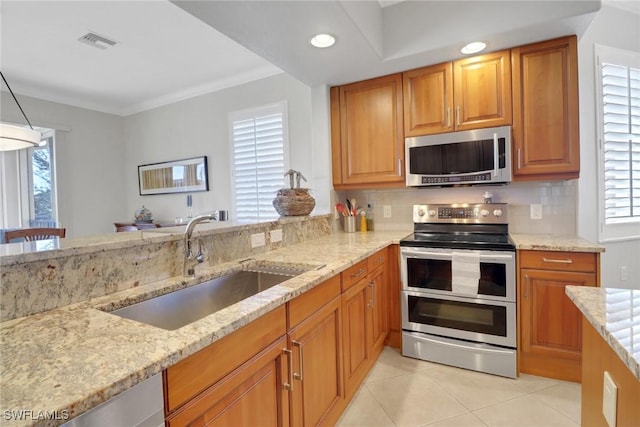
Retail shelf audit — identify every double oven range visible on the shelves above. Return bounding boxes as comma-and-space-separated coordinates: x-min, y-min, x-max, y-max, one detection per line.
399, 203, 517, 378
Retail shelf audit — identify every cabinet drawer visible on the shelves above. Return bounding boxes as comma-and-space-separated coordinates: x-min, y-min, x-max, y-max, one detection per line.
519, 250, 597, 273
341, 260, 369, 291
368, 249, 387, 272
288, 275, 341, 329
164, 305, 287, 413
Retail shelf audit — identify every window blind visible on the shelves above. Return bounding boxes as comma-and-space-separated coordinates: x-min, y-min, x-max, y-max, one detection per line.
231, 104, 286, 224
601, 62, 640, 223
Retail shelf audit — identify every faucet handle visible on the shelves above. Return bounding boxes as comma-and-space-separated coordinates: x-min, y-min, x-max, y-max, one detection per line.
196, 240, 205, 263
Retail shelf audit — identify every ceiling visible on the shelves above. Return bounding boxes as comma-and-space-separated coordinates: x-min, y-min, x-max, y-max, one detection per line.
1, 0, 619, 117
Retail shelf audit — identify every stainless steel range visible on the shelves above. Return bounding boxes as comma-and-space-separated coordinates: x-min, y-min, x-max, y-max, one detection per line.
399, 203, 517, 378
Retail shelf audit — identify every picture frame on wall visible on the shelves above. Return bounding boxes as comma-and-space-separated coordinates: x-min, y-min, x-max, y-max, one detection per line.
138, 156, 209, 195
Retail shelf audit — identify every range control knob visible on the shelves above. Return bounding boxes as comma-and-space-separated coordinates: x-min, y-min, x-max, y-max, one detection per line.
429, 210, 437, 217
417, 209, 426, 217
493, 209, 503, 217
480, 209, 490, 217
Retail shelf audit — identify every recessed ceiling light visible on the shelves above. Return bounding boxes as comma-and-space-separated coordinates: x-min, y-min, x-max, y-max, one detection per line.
310, 33, 336, 48
461, 41, 487, 55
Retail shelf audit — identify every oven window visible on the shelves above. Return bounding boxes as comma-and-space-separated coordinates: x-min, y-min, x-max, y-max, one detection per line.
407, 257, 507, 297
407, 295, 507, 337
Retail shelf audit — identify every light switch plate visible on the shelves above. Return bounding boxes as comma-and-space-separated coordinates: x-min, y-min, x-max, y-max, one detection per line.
270, 229, 283, 243
603, 371, 617, 427
251, 233, 266, 248
383, 205, 392, 218
530, 204, 543, 220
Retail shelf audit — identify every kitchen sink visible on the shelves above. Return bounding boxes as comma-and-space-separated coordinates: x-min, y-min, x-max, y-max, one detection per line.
109, 264, 310, 330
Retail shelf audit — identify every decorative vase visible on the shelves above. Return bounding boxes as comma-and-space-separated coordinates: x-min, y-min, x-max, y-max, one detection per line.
134, 206, 153, 223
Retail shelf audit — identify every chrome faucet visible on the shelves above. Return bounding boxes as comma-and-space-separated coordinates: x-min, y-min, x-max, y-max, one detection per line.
183, 211, 228, 276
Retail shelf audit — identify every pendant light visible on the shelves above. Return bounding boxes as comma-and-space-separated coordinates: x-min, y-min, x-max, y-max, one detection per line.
0, 71, 41, 151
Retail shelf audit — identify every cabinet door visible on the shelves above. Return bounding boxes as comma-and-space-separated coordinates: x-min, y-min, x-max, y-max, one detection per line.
520, 269, 596, 382
341, 278, 370, 399
334, 74, 404, 186
511, 36, 579, 180
403, 63, 454, 136
369, 266, 388, 353
166, 336, 290, 427
288, 296, 344, 427
453, 50, 512, 131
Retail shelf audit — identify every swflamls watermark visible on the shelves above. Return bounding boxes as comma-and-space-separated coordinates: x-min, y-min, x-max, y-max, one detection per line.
3, 409, 69, 421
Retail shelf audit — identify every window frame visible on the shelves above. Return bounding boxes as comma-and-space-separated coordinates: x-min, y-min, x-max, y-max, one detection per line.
228, 101, 289, 224
595, 44, 640, 242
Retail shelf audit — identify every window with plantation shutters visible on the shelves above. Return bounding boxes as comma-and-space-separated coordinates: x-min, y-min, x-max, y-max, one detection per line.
596, 46, 640, 241
230, 102, 288, 224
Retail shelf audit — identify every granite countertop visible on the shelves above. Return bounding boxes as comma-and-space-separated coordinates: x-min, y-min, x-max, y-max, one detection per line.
510, 233, 604, 253
0, 230, 410, 426
566, 286, 640, 380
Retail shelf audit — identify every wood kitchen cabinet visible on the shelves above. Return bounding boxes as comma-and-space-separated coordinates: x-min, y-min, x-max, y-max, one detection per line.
342, 249, 388, 399
165, 336, 290, 427
403, 50, 512, 137
164, 306, 288, 424
518, 250, 599, 382
330, 74, 405, 189
511, 35, 580, 180
287, 276, 344, 426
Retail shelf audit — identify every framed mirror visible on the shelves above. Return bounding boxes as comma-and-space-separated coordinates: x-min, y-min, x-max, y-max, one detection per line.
138, 156, 209, 195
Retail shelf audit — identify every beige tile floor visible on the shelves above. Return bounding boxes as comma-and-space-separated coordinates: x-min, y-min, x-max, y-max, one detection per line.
337, 347, 581, 427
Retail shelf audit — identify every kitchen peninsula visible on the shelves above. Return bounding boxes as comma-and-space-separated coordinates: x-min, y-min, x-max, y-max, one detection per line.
566, 286, 640, 427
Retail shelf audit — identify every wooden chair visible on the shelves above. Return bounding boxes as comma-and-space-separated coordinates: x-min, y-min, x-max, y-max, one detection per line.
5, 227, 66, 243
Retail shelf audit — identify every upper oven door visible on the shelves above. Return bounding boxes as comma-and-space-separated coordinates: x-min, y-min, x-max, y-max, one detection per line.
401, 247, 515, 302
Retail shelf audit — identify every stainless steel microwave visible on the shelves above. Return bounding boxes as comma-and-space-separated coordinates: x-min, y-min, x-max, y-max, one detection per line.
405, 126, 512, 187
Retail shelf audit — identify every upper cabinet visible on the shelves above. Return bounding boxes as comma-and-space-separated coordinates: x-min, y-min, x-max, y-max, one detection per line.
403, 50, 512, 137
511, 36, 580, 180
331, 74, 405, 189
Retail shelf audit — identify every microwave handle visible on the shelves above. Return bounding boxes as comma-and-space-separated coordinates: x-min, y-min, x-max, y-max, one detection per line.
493, 133, 499, 177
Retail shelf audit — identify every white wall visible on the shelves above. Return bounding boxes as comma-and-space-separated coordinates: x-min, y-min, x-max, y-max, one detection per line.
123, 73, 317, 221
577, 4, 640, 289
0, 94, 126, 236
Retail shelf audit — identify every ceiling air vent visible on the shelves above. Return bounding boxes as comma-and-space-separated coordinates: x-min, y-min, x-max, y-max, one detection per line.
78, 32, 118, 50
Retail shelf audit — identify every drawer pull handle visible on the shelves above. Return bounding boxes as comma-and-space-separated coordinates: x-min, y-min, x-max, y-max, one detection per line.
350, 268, 367, 279
542, 258, 573, 264
283, 348, 294, 391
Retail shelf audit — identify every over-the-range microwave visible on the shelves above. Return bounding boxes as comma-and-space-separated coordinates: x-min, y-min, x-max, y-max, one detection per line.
405, 126, 512, 187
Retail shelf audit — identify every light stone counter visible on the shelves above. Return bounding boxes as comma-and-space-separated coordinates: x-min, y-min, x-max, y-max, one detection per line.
510, 233, 604, 253
566, 286, 640, 380
0, 230, 410, 427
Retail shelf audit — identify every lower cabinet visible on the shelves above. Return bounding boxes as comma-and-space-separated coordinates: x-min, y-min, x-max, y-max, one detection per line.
342, 249, 388, 400
166, 336, 290, 427
164, 250, 391, 426
518, 250, 599, 382
288, 294, 343, 426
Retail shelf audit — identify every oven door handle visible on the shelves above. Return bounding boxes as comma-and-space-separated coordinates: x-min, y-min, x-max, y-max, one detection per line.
402, 249, 513, 260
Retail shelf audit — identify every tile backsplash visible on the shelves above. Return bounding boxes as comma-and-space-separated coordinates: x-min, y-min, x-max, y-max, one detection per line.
334, 180, 577, 235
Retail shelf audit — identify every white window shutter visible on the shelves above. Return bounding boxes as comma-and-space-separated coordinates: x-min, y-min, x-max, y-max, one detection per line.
230, 103, 287, 224
601, 62, 640, 223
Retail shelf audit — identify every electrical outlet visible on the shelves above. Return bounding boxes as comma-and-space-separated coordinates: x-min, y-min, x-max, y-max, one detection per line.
383, 205, 392, 218
251, 232, 265, 248
530, 203, 543, 220
603, 371, 617, 427
270, 229, 283, 243
620, 266, 628, 281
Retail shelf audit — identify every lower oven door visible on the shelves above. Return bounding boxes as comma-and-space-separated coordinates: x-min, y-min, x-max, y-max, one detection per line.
401, 290, 516, 348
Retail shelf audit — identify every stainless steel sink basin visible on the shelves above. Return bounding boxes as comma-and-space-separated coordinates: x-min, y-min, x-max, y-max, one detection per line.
109, 265, 308, 330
